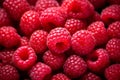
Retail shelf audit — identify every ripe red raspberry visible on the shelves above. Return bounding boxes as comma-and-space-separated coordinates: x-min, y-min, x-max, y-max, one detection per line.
88, 0, 106, 9
47, 27, 71, 54
29, 62, 52, 80
0, 49, 14, 65
87, 49, 109, 73
0, 26, 21, 48
88, 21, 108, 46
0, 8, 11, 27
35, 0, 59, 14
13, 46, 37, 70
63, 55, 87, 78
106, 38, 120, 63
105, 64, 120, 80
101, 5, 120, 25
43, 50, 66, 70
29, 30, 48, 54
107, 21, 120, 39
3, 0, 30, 21
20, 36, 29, 47
61, 0, 94, 19
51, 73, 70, 80
40, 7, 66, 32
20, 10, 41, 36
64, 18, 87, 35
107, 0, 120, 5
0, 65, 19, 80
81, 72, 101, 80
71, 30, 95, 56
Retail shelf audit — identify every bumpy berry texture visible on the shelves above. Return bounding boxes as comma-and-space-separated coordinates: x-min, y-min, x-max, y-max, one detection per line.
47, 27, 71, 54
43, 50, 66, 70
29, 62, 51, 80
0, 26, 21, 48
61, 0, 94, 19
3, 0, 30, 20
51, 73, 70, 80
0, 65, 19, 80
106, 38, 120, 63
63, 55, 87, 78
20, 36, 29, 46
87, 49, 109, 73
35, 0, 59, 14
107, 21, 120, 39
64, 18, 87, 35
40, 7, 66, 32
20, 10, 41, 36
101, 5, 120, 25
13, 46, 37, 70
29, 30, 48, 54
71, 30, 95, 56
105, 64, 120, 80
88, 21, 108, 46
81, 72, 101, 80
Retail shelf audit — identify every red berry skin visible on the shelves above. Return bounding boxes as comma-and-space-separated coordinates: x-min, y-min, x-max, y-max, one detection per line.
107, 21, 120, 39
40, 7, 66, 32
106, 38, 120, 63
88, 21, 108, 46
13, 46, 37, 70
47, 27, 71, 54
61, 0, 94, 19
51, 73, 70, 80
71, 30, 95, 56
0, 26, 21, 48
0, 65, 19, 80
81, 72, 101, 80
63, 55, 87, 78
29, 30, 48, 54
20, 36, 29, 47
20, 10, 41, 36
29, 62, 52, 80
0, 49, 14, 65
101, 5, 120, 25
3, 0, 30, 21
105, 64, 120, 80
43, 50, 66, 70
0, 8, 11, 27
87, 49, 109, 73
35, 0, 59, 14
64, 18, 87, 35
107, 0, 120, 5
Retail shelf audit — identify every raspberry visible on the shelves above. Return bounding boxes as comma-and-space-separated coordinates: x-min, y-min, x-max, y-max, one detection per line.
51, 73, 70, 80
64, 18, 87, 35
87, 49, 109, 73
20, 36, 29, 47
101, 5, 120, 25
106, 38, 120, 63
13, 46, 37, 70
29, 30, 48, 54
107, 0, 120, 5
27, 0, 37, 5
0, 65, 19, 80
63, 55, 87, 78
88, 0, 106, 9
0, 49, 14, 65
71, 30, 95, 56
3, 0, 30, 21
43, 50, 66, 70
29, 62, 52, 80
20, 10, 41, 36
88, 21, 108, 46
0, 8, 11, 27
35, 0, 59, 14
105, 64, 120, 80
61, 0, 94, 19
81, 72, 101, 80
107, 21, 120, 39
47, 27, 71, 54
40, 7, 66, 32
0, 26, 21, 48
